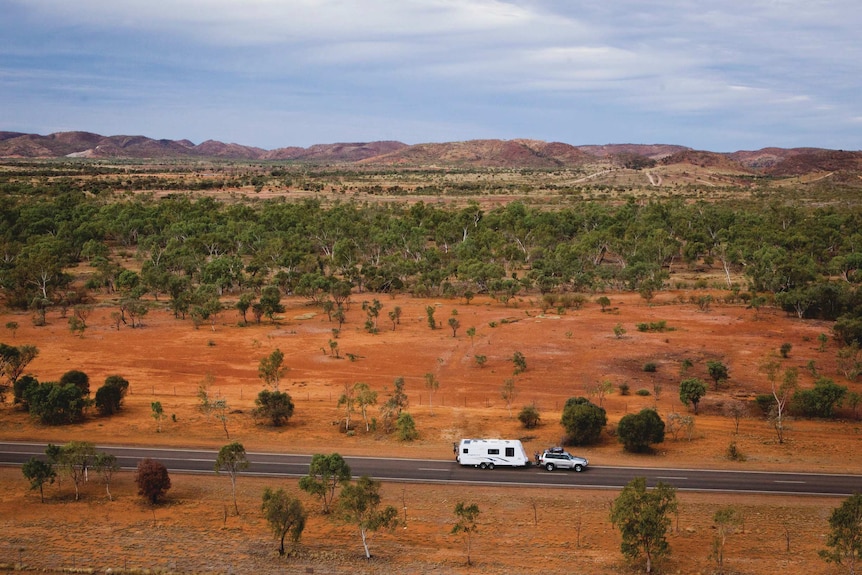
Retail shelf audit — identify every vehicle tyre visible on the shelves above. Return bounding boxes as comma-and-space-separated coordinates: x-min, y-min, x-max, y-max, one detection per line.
479, 462, 487, 469
574, 464, 584, 472
545, 463, 555, 471
487, 462, 495, 470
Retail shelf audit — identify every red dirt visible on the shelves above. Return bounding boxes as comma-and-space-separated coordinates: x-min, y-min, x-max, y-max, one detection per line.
1, 291, 858, 573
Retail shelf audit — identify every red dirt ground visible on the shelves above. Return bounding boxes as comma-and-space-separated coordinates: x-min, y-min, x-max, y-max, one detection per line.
1, 291, 859, 573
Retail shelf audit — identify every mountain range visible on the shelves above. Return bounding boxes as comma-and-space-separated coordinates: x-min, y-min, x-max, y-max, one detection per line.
1, 130, 860, 177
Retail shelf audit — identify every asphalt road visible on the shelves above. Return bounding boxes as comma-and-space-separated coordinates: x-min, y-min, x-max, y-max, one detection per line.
2, 441, 860, 496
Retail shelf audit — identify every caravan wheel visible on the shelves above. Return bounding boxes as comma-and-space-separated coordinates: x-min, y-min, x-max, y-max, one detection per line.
487, 462, 495, 470
479, 462, 488, 469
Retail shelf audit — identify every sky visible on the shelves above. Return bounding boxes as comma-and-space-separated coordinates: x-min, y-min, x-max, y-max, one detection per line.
2, 0, 860, 152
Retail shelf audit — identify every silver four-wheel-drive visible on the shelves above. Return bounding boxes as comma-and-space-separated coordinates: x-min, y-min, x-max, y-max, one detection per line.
537, 447, 588, 472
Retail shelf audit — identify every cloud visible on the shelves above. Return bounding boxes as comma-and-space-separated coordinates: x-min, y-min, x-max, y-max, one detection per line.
2, 0, 860, 150
12, 0, 536, 45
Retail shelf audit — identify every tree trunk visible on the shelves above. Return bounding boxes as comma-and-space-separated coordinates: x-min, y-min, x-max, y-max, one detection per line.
231, 474, 239, 515
360, 527, 370, 559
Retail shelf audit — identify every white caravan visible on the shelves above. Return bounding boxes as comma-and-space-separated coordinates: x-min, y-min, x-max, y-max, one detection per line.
456, 438, 530, 469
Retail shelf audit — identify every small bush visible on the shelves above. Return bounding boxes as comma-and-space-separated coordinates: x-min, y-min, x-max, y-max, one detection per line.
636, 321, 670, 333
635, 388, 651, 397
518, 404, 541, 429
643, 362, 658, 373
680, 358, 694, 375
618, 382, 631, 396
754, 394, 776, 415
726, 441, 746, 461
396, 412, 418, 441
779, 342, 792, 358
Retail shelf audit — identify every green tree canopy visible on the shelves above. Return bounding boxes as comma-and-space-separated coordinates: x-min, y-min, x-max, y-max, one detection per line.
338, 475, 399, 559
792, 377, 847, 418
610, 477, 678, 573
518, 404, 541, 429
298, 452, 352, 514
214, 442, 250, 515
59, 369, 90, 396
678, 378, 707, 414
261, 487, 307, 556
22, 457, 55, 502
617, 409, 666, 453
560, 397, 607, 446
24, 381, 90, 425
452, 502, 481, 565
821, 493, 862, 574
94, 375, 129, 416
706, 360, 729, 390
254, 389, 295, 426
258, 348, 287, 389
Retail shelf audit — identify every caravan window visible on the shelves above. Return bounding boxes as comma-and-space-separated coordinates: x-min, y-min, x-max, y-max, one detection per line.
505, 447, 515, 457
462, 448, 469, 454
487, 448, 500, 455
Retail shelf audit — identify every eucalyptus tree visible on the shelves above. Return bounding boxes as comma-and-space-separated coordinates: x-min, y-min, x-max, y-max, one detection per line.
0, 343, 38, 392
299, 453, 352, 514
58, 441, 96, 501
22, 458, 55, 502
338, 475, 399, 559
93, 452, 119, 501
215, 442, 250, 515
452, 502, 481, 565
258, 349, 287, 389
261, 488, 307, 556
354, 382, 378, 432
610, 477, 678, 573
4, 237, 71, 308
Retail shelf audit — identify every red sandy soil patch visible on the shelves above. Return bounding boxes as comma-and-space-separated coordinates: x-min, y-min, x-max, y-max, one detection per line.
1, 292, 859, 573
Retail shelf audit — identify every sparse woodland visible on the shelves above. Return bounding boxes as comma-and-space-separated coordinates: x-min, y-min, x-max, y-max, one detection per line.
2, 159, 862, 574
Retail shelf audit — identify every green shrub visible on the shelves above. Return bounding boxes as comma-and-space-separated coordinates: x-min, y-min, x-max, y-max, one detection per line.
396, 412, 418, 441
518, 404, 541, 429
617, 408, 665, 453
755, 394, 776, 415
643, 362, 658, 373
560, 397, 607, 446
726, 441, 746, 461
635, 388, 651, 397
636, 321, 670, 333
791, 377, 847, 418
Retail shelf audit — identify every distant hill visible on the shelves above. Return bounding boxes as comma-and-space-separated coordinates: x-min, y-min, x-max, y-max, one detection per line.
360, 139, 595, 168
1, 131, 860, 178
0, 131, 408, 163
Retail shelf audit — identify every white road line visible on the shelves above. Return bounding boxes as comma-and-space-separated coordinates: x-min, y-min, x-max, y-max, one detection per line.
774, 480, 806, 484
657, 476, 688, 480
418, 468, 449, 472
